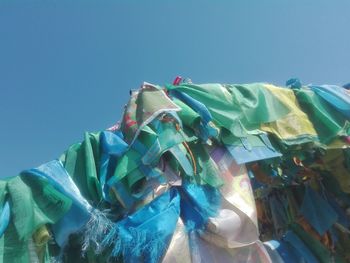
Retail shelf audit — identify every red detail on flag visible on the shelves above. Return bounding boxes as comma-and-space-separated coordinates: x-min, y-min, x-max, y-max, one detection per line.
124, 113, 137, 127
173, 76, 182, 85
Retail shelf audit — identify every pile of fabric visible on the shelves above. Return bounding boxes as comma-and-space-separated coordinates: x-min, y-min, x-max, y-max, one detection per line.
1, 78, 350, 263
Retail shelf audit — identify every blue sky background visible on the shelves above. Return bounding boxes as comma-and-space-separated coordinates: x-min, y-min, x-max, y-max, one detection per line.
1, 1, 350, 177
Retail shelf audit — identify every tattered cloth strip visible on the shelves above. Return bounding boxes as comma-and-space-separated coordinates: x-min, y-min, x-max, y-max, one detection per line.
0, 79, 350, 262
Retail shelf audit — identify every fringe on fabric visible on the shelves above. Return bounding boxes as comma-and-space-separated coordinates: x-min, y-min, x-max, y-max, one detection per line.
80, 208, 114, 255
101, 224, 168, 262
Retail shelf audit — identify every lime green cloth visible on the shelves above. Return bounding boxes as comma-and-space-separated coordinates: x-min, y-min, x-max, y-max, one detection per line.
61, 132, 102, 204
295, 88, 350, 144
167, 83, 290, 133
113, 119, 196, 191
3, 80, 350, 263
173, 98, 201, 127
0, 176, 71, 263
188, 142, 223, 187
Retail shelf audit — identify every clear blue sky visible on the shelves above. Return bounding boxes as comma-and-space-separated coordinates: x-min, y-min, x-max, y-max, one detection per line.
1, 1, 350, 177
